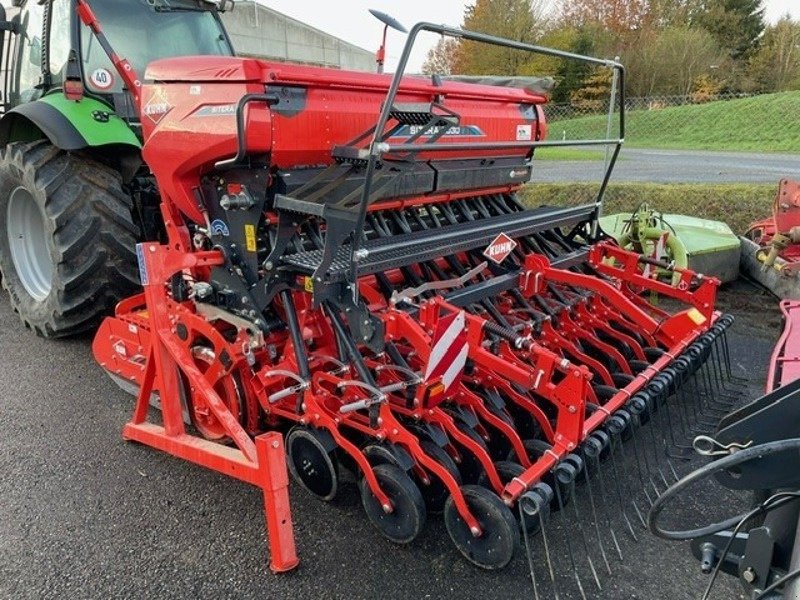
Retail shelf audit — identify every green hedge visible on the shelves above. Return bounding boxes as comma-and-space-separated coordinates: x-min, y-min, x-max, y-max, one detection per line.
520, 182, 777, 234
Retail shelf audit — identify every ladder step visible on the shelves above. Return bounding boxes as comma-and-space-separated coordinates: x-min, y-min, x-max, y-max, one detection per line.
330, 146, 371, 164
390, 102, 459, 127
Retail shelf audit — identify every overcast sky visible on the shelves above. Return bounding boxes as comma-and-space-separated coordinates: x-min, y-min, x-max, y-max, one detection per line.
256, 0, 800, 71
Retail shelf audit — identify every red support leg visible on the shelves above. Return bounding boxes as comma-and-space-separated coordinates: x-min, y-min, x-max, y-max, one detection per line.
255, 433, 300, 573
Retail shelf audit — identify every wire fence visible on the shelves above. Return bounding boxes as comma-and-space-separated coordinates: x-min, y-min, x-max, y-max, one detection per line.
541, 92, 800, 153
544, 92, 756, 122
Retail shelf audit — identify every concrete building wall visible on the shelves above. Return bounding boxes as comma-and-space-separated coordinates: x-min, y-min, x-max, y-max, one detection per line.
222, 2, 375, 71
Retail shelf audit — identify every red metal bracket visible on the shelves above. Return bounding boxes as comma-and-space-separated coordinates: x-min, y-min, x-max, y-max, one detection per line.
76, 0, 143, 107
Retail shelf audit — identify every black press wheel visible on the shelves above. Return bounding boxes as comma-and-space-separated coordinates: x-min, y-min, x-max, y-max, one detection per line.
444, 484, 519, 570
360, 463, 426, 544
286, 426, 339, 502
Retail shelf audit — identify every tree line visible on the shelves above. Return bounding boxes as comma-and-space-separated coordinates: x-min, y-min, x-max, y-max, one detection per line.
421, 0, 800, 105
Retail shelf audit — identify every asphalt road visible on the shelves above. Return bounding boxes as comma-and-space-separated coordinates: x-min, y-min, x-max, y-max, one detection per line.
532, 148, 800, 184
0, 281, 780, 600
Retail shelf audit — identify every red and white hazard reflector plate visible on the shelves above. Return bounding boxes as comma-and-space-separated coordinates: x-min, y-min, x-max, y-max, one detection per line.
483, 232, 517, 265
424, 310, 469, 394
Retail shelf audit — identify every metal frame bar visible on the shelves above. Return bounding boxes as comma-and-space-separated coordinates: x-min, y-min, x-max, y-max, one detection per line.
349, 23, 626, 283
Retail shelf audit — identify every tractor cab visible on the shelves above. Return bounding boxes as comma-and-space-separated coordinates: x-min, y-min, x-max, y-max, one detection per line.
0, 0, 234, 121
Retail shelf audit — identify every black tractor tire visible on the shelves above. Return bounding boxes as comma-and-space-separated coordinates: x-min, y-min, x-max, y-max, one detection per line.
0, 141, 140, 337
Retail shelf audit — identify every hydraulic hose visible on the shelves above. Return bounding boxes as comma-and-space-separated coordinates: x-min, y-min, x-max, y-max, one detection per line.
648, 438, 800, 541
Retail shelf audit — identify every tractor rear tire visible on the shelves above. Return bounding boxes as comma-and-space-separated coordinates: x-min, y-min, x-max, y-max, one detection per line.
0, 141, 140, 337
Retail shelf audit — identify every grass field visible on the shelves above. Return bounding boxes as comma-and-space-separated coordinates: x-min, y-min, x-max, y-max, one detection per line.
533, 147, 608, 161
547, 92, 800, 153
520, 182, 776, 233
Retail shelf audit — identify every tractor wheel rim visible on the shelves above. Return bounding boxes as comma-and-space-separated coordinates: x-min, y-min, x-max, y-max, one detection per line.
7, 186, 52, 302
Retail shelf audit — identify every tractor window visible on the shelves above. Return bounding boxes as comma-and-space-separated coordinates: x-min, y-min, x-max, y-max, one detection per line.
17, 1, 45, 103
49, 0, 72, 84
79, 0, 232, 95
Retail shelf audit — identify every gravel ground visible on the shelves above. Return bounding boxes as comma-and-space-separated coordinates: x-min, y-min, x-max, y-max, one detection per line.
0, 279, 781, 599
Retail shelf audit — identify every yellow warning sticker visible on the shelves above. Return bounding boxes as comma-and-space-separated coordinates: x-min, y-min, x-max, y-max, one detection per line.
687, 308, 707, 325
304, 277, 314, 293
245, 224, 257, 252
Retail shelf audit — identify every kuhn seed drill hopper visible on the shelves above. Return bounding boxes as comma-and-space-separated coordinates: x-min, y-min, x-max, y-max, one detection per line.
85, 4, 733, 573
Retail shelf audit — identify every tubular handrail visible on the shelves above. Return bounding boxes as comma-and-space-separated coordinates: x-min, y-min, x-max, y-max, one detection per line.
347, 22, 626, 293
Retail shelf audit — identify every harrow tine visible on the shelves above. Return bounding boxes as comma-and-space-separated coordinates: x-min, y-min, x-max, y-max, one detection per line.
564, 456, 603, 591
521, 506, 542, 600
648, 375, 688, 470
553, 470, 588, 600
580, 450, 613, 574
593, 429, 638, 542
583, 434, 624, 561
702, 351, 738, 405
696, 362, 732, 416
640, 392, 671, 491
603, 426, 639, 540
607, 412, 648, 527
712, 334, 747, 398
623, 399, 656, 505
707, 337, 735, 394
667, 363, 701, 456
718, 319, 749, 384
691, 342, 731, 407
663, 407, 695, 459
683, 367, 717, 433
521, 484, 560, 600
649, 377, 685, 481
653, 400, 682, 482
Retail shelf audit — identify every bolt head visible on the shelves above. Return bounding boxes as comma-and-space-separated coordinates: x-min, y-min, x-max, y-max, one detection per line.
742, 567, 757, 583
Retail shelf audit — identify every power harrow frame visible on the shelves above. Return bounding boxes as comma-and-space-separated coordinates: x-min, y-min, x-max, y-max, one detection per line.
90, 16, 734, 578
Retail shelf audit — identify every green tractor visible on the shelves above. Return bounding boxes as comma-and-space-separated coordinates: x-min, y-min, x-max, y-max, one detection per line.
0, 0, 234, 336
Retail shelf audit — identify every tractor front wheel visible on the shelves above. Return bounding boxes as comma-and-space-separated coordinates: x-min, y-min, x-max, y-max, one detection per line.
0, 141, 140, 337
